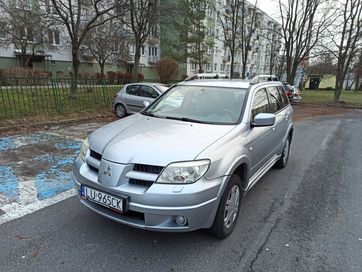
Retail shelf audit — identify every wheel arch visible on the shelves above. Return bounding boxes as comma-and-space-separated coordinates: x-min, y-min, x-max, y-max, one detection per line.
217, 157, 250, 199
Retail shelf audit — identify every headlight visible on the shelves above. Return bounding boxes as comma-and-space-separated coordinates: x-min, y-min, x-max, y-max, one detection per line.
156, 160, 210, 184
79, 137, 89, 161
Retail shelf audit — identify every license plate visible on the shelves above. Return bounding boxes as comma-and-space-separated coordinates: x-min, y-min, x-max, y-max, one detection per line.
81, 186, 125, 213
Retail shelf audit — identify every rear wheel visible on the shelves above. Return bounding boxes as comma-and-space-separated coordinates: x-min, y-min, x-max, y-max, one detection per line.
115, 104, 127, 118
275, 136, 290, 169
210, 174, 242, 239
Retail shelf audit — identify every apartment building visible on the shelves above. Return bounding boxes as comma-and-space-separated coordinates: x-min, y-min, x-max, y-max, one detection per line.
0, 0, 161, 79
185, 0, 282, 78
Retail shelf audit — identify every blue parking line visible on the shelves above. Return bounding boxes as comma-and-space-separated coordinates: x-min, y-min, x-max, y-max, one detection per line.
0, 137, 17, 152
35, 156, 78, 200
0, 133, 81, 205
0, 165, 19, 202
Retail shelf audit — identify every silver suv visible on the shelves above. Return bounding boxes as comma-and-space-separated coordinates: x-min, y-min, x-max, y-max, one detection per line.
73, 80, 293, 238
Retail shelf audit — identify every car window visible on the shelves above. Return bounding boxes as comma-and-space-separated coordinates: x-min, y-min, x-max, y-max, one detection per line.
126, 85, 140, 96
251, 89, 269, 121
278, 86, 289, 106
267, 86, 284, 113
140, 85, 159, 98
145, 85, 247, 125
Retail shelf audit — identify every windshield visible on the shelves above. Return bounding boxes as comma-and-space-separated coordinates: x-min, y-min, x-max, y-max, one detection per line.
143, 85, 248, 124
155, 85, 169, 93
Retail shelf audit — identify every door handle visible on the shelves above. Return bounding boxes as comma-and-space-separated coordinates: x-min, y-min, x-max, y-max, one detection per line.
271, 126, 276, 131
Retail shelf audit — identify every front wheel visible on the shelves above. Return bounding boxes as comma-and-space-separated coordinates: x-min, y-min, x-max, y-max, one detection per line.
115, 104, 127, 118
275, 136, 290, 169
210, 174, 242, 239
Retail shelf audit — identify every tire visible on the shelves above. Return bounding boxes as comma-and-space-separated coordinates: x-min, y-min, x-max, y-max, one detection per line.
210, 174, 242, 239
275, 136, 290, 169
115, 104, 127, 118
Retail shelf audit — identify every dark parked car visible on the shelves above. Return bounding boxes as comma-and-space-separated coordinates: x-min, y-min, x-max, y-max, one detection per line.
282, 83, 302, 104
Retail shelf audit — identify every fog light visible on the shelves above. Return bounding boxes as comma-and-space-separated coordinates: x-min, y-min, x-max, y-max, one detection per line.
175, 215, 188, 226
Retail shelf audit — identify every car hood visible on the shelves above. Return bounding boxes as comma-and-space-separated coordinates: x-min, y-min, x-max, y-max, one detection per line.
88, 114, 236, 166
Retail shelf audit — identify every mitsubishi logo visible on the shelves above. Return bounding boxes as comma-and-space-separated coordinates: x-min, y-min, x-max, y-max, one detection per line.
103, 165, 112, 177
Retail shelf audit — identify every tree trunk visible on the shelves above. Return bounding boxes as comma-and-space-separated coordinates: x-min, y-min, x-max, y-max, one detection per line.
133, 45, 141, 81
334, 62, 344, 102
230, 53, 235, 79
20, 54, 27, 68
241, 62, 246, 79
70, 47, 79, 99
354, 75, 360, 92
100, 62, 105, 79
288, 64, 298, 85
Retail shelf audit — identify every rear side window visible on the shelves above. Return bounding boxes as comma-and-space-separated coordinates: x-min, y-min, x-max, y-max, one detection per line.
251, 89, 269, 121
140, 85, 159, 98
278, 85, 289, 106
126, 85, 140, 96
267, 86, 284, 113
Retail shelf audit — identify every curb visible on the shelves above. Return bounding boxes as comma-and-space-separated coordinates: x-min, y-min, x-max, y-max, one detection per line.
300, 102, 362, 110
0, 115, 113, 132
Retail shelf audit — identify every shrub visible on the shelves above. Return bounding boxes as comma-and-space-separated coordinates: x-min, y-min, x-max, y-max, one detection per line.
156, 57, 179, 83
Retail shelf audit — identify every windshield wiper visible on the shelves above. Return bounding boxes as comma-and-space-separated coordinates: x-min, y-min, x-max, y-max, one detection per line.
165, 116, 208, 124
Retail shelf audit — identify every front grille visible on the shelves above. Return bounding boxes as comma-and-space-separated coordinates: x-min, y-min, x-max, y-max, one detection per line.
88, 164, 99, 173
133, 164, 163, 174
129, 178, 154, 187
90, 149, 102, 161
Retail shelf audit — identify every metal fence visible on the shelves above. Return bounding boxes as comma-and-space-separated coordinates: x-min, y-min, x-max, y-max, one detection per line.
0, 77, 122, 119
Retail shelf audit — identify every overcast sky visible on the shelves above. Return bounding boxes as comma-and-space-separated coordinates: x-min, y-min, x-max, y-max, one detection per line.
255, 0, 281, 21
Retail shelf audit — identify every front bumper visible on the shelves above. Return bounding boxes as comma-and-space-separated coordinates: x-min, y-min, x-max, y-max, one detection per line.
73, 157, 224, 232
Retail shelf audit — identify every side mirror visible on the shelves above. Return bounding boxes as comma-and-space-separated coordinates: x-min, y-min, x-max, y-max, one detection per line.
252, 113, 275, 127
143, 101, 150, 108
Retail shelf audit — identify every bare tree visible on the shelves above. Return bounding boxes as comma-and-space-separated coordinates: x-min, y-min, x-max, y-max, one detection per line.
216, 0, 242, 78
48, 0, 122, 97
216, 0, 260, 78
267, 24, 281, 75
277, 0, 334, 84
84, 19, 129, 78
122, 0, 159, 79
306, 53, 337, 75
0, 0, 54, 68
240, 0, 258, 79
326, 0, 362, 102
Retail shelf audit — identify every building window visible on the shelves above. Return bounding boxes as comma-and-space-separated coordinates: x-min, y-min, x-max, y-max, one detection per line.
16, 0, 32, 10
46, 0, 58, 14
151, 26, 157, 36
206, 63, 211, 72
191, 63, 196, 71
131, 45, 135, 55
214, 63, 217, 71
0, 22, 6, 39
149, 47, 158, 56
207, 46, 212, 55
20, 26, 35, 42
141, 46, 145, 55
48, 30, 60, 45
221, 64, 225, 71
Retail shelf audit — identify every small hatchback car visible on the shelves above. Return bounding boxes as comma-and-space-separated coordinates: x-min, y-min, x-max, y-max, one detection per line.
73, 80, 293, 238
113, 82, 168, 118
